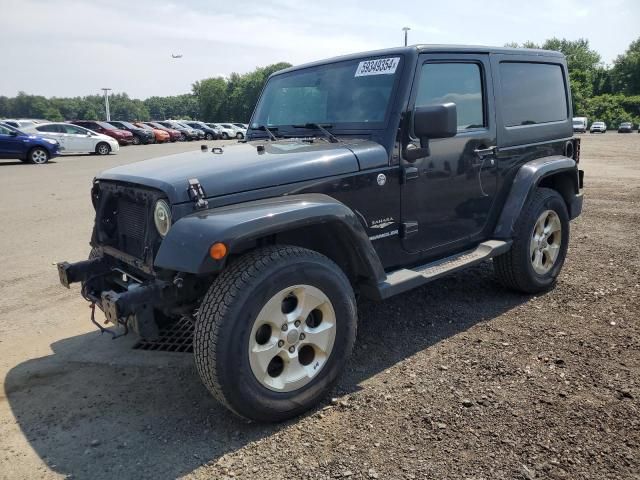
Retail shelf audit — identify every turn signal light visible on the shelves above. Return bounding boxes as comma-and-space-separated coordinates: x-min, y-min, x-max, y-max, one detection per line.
209, 242, 228, 260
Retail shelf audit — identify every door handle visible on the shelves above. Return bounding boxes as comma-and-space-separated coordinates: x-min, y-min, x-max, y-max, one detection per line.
473, 146, 496, 158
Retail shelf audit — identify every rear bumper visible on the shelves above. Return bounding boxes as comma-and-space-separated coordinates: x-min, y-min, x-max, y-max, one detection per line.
569, 192, 583, 220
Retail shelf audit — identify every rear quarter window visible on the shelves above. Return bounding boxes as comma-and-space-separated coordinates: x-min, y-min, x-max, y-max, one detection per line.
499, 62, 568, 127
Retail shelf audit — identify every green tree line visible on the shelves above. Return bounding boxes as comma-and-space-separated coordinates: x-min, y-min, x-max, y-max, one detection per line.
506, 37, 640, 126
1, 37, 639, 127
0, 62, 291, 123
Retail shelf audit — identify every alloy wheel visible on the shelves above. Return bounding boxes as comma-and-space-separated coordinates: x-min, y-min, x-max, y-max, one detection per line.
530, 210, 562, 275
248, 285, 336, 392
31, 149, 48, 164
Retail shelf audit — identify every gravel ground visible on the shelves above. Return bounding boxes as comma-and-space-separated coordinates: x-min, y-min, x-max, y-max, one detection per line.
0, 134, 638, 479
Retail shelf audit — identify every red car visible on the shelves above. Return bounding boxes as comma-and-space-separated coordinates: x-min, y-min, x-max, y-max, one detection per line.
144, 122, 182, 142
71, 120, 134, 145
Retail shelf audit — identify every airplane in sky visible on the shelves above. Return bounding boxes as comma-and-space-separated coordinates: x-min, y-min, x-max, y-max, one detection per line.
171, 54, 183, 59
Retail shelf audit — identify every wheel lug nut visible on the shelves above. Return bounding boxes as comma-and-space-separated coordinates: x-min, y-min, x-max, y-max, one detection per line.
281, 324, 288, 331
294, 320, 301, 327
277, 340, 284, 348
288, 346, 295, 353
299, 333, 306, 340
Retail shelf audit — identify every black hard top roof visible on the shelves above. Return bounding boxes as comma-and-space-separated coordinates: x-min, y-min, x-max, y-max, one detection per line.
274, 44, 564, 76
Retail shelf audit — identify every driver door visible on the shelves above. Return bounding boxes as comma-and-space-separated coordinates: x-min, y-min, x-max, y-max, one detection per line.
401, 54, 498, 254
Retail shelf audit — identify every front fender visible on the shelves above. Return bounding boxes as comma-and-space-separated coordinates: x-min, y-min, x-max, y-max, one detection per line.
154, 194, 386, 281
494, 155, 579, 239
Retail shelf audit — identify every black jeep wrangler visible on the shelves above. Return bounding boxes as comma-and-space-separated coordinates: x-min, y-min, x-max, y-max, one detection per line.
58, 45, 584, 422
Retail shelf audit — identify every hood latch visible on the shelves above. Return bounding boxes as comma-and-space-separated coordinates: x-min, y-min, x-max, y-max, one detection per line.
187, 178, 209, 210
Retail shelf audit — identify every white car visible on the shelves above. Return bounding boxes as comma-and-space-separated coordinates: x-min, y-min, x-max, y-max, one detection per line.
209, 123, 243, 140
24, 123, 120, 155
219, 123, 246, 139
590, 121, 607, 134
2, 119, 38, 129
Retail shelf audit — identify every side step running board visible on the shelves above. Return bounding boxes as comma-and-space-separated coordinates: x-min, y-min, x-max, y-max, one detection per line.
372, 240, 511, 300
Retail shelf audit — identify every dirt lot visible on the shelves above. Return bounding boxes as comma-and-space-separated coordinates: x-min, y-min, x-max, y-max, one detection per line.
0, 134, 638, 480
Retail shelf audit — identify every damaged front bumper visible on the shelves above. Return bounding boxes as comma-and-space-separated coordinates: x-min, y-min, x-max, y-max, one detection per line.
57, 254, 179, 339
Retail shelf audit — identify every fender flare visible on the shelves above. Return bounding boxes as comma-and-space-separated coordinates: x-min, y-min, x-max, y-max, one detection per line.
154, 193, 387, 282
493, 155, 579, 239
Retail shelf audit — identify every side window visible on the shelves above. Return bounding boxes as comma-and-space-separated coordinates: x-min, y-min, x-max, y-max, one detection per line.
37, 124, 60, 133
416, 63, 485, 130
499, 62, 567, 126
63, 125, 85, 134
0, 125, 12, 135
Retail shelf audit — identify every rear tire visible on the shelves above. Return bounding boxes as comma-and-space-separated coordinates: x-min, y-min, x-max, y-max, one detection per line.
221, 132, 229, 140
494, 188, 569, 293
96, 142, 111, 155
194, 246, 357, 422
205, 133, 214, 140
132, 135, 141, 145
28, 147, 49, 164
236, 132, 244, 139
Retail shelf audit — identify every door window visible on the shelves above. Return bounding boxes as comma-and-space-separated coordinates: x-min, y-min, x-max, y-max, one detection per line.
37, 124, 63, 133
415, 63, 485, 130
0, 125, 13, 135
63, 125, 88, 135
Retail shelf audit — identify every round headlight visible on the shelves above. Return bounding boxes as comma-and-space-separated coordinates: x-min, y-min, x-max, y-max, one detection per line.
154, 200, 172, 237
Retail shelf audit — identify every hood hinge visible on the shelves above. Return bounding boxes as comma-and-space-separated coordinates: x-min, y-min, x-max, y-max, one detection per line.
187, 178, 209, 210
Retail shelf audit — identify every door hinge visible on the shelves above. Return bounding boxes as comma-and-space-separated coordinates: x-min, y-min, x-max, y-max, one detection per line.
401, 221, 418, 238
402, 166, 419, 183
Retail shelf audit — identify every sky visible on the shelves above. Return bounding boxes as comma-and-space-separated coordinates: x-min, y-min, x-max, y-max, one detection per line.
1, 0, 638, 99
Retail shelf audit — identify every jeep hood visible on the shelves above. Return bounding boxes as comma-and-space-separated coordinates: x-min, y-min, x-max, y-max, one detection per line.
97, 139, 387, 204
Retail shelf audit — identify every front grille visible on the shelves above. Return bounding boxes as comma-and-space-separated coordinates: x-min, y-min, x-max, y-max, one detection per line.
116, 197, 147, 258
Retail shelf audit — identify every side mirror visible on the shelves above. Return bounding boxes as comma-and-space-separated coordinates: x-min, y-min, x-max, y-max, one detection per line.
405, 103, 457, 162
414, 103, 457, 139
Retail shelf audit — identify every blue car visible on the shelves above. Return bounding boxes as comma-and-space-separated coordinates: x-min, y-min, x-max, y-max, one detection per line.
0, 122, 61, 164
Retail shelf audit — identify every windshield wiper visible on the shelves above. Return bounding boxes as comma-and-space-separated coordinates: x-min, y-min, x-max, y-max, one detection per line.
292, 123, 339, 143
253, 125, 278, 141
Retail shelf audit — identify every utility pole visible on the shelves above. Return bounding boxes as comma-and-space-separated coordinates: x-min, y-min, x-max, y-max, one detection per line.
402, 27, 411, 46
101, 88, 112, 121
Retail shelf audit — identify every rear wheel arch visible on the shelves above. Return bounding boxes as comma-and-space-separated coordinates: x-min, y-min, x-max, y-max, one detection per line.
494, 156, 579, 239
537, 170, 578, 213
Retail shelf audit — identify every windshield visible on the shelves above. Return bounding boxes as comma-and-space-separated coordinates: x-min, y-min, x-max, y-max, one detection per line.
251, 56, 403, 131
97, 121, 117, 129
118, 121, 136, 129
572, 120, 582, 125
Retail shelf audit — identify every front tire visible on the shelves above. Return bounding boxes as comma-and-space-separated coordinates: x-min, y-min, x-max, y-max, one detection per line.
236, 132, 244, 139
194, 246, 357, 422
221, 132, 229, 140
28, 147, 49, 164
96, 142, 111, 155
132, 135, 141, 145
494, 188, 569, 293
205, 133, 214, 140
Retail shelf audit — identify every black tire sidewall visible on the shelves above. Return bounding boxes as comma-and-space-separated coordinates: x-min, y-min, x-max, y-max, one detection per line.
209, 255, 356, 421
516, 190, 570, 290
96, 143, 110, 155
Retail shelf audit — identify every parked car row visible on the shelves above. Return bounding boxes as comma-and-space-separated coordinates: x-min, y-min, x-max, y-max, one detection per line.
572, 117, 639, 134
0, 117, 249, 164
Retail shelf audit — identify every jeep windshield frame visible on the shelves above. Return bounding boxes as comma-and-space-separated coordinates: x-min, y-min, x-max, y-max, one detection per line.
249, 55, 405, 137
